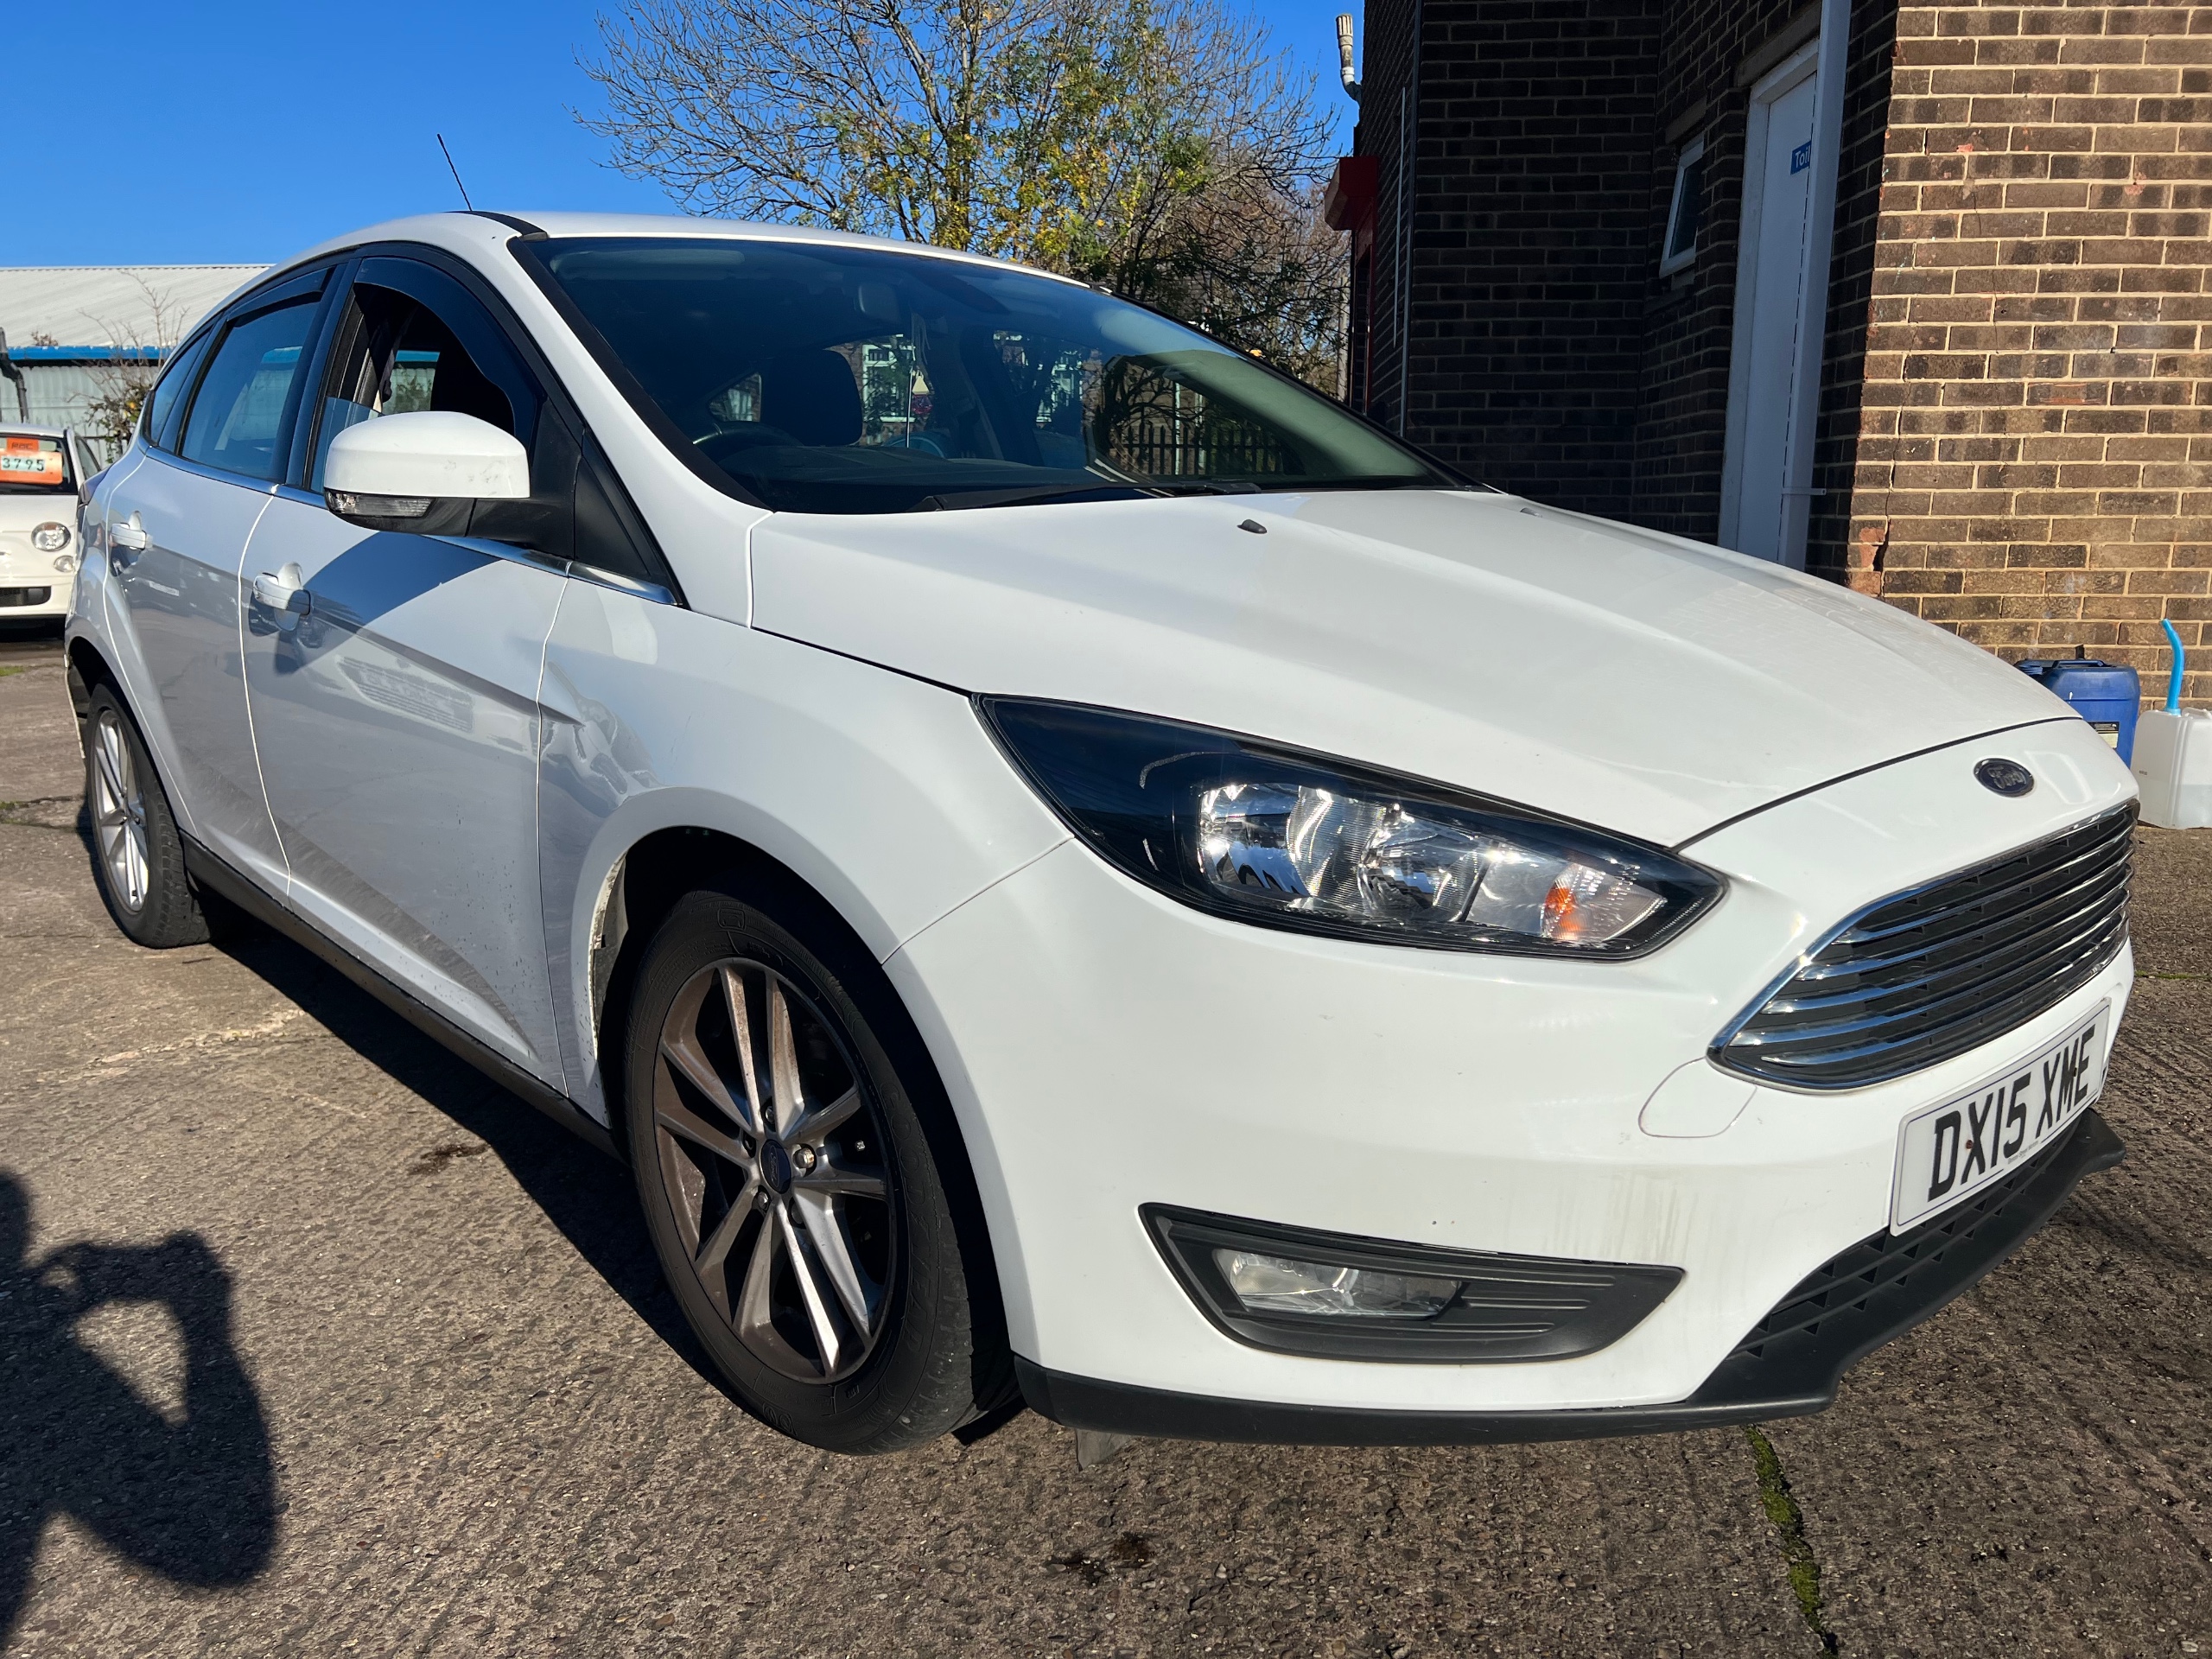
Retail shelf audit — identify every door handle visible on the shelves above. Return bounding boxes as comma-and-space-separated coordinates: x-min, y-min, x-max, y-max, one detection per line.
252, 563, 311, 630
108, 512, 148, 566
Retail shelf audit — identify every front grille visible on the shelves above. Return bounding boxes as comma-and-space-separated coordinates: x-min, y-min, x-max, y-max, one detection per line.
0, 586, 52, 607
1716, 804, 2134, 1090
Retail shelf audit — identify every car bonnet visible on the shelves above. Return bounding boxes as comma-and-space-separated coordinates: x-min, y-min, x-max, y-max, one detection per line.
747, 487, 2070, 847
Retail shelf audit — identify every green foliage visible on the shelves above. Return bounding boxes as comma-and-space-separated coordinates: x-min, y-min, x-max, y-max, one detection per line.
1745, 1426, 1840, 1655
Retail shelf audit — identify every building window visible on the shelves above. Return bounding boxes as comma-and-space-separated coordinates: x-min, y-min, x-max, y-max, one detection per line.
1660, 136, 1707, 276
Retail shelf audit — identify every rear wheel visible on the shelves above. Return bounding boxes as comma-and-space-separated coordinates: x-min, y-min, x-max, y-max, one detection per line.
623, 883, 987, 1452
84, 684, 211, 949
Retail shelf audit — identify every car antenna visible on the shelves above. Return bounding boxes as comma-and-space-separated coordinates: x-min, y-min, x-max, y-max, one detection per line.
436, 133, 474, 211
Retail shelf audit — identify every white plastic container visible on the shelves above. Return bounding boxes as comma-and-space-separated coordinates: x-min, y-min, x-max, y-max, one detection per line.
2131, 709, 2212, 828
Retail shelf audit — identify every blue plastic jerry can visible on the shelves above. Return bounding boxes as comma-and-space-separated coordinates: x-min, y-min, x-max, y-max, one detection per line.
2017, 652, 2141, 763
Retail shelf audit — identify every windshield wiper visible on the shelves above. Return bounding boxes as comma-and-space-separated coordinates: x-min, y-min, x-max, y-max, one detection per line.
913, 479, 1262, 512
914, 483, 1152, 512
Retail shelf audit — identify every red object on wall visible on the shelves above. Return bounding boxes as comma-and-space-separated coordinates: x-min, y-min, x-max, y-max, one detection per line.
1325, 156, 1380, 414
1323, 156, 1378, 248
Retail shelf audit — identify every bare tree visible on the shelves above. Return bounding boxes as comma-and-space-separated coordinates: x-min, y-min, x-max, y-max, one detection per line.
78, 276, 187, 465
1118, 172, 1350, 391
581, 0, 1348, 385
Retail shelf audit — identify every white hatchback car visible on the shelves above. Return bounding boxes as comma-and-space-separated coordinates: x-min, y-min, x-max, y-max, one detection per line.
1, 423, 91, 622
68, 213, 2134, 1454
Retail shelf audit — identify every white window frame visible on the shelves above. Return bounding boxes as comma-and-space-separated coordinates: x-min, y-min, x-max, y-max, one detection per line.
1658, 134, 1707, 276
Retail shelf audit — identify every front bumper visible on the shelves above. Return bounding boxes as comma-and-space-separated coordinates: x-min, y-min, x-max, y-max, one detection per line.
0, 569, 73, 618
888, 715, 2135, 1427
1017, 1109, 2123, 1442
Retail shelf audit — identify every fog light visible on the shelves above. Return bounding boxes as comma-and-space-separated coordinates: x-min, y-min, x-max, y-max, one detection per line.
1216, 1249, 1458, 1319
52, 552, 77, 574
1145, 1205, 1684, 1363
30, 522, 69, 552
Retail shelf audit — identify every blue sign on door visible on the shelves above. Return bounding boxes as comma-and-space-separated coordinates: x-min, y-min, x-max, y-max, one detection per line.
1790, 141, 1812, 174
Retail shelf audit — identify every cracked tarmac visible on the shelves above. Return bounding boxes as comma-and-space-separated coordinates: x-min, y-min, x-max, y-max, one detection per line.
1, 622, 2209, 1656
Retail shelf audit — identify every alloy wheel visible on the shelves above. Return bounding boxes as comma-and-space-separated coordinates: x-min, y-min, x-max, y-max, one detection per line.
651, 957, 895, 1383
92, 709, 150, 913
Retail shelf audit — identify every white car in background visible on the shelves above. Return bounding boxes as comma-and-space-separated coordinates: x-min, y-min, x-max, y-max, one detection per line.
66, 213, 2135, 1456
0, 424, 90, 623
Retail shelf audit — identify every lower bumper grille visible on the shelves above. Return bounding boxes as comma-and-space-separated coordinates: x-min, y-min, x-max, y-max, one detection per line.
1692, 1108, 2123, 1407
0, 586, 54, 607
1716, 804, 2134, 1090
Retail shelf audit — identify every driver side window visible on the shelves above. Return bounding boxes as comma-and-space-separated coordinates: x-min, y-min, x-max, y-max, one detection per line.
302, 257, 666, 590
310, 281, 524, 492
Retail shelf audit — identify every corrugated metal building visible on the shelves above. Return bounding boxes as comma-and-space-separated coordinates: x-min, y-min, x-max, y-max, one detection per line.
0, 265, 266, 463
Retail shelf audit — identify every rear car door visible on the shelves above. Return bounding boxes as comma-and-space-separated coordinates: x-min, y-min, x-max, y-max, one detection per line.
99, 271, 335, 892
237, 255, 581, 1084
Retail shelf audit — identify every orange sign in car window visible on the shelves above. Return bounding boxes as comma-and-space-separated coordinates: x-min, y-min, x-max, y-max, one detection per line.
0, 437, 64, 486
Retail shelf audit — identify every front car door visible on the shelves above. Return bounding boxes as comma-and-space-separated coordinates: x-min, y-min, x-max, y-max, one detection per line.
238, 255, 576, 1084
99, 271, 336, 891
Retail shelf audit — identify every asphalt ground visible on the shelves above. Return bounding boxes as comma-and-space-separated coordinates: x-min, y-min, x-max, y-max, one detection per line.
1, 617, 2207, 1658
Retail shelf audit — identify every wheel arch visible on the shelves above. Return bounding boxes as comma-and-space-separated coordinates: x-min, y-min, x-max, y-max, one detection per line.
66, 630, 113, 726
592, 819, 1019, 1413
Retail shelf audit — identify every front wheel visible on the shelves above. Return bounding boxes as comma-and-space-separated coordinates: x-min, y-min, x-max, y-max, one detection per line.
623, 883, 989, 1452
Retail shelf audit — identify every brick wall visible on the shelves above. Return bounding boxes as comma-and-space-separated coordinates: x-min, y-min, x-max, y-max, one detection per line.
1347, 0, 1421, 434
1808, 0, 1909, 580
1408, 0, 1661, 518
1350, 0, 1901, 554
1634, 0, 1823, 541
1853, 2, 2212, 706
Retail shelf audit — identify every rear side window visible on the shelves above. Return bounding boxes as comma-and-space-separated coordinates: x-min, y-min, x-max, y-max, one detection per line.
142, 330, 214, 453
180, 298, 321, 481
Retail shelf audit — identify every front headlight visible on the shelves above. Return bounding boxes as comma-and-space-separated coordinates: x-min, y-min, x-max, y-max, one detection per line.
980, 698, 1723, 957
30, 522, 69, 553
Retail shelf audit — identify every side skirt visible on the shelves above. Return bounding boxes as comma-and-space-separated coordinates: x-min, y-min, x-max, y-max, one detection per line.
181, 836, 623, 1164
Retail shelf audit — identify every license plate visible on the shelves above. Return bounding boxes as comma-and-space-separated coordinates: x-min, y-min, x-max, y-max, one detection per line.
1891, 1004, 2107, 1232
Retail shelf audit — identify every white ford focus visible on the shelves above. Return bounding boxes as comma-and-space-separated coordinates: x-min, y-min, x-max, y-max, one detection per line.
67, 213, 2133, 1453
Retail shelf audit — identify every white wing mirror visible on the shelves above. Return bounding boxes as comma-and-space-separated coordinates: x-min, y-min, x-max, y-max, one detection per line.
324, 410, 530, 531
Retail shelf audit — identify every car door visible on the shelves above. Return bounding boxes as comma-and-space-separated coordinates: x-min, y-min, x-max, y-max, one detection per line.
99, 271, 334, 893
237, 255, 576, 1084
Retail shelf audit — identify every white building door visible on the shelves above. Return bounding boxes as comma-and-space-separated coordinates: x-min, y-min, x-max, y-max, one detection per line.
1721, 45, 1822, 567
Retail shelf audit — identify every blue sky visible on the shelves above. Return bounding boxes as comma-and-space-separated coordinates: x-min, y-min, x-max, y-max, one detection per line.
15, 0, 1356, 267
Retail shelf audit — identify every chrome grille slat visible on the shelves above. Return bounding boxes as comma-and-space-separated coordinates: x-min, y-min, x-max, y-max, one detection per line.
1822, 814, 2132, 946
1739, 910, 2130, 1055
1714, 804, 2134, 1090
1791, 847, 2132, 985
1732, 912, 2129, 1076
1752, 871, 2132, 1022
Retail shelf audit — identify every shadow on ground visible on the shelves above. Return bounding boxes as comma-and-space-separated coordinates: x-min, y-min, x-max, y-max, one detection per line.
204, 925, 718, 1392
0, 1176, 275, 1643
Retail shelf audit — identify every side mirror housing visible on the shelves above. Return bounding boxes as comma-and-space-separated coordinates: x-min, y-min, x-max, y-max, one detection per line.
324, 410, 530, 533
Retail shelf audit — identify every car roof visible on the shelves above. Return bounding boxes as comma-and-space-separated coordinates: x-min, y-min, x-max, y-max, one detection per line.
274, 210, 1087, 295
0, 423, 68, 441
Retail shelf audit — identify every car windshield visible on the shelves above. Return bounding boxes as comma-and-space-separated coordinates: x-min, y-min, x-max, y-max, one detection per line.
0, 433, 73, 495
520, 236, 1453, 515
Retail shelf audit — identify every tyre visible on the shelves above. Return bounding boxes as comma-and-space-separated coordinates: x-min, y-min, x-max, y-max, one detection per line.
83, 683, 213, 949
623, 881, 993, 1452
